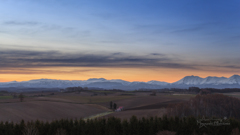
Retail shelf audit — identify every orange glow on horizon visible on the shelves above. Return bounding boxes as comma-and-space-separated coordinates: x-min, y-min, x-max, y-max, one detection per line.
0, 67, 237, 83
0, 79, 9, 82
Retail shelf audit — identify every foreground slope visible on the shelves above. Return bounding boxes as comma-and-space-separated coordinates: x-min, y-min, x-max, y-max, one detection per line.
0, 101, 109, 123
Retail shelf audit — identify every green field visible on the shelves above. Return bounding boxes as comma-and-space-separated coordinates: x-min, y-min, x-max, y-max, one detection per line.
0, 96, 12, 99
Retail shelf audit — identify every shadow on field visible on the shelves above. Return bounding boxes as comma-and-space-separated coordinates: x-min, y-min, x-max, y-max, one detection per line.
125, 100, 185, 110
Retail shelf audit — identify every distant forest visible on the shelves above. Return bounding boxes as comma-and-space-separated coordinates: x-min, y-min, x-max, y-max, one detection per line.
64, 86, 240, 93
0, 115, 240, 135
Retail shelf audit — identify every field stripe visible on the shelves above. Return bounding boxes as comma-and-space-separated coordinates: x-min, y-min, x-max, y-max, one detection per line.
83, 111, 113, 121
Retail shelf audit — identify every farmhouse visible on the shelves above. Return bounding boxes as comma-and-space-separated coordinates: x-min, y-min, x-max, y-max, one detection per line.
115, 106, 124, 112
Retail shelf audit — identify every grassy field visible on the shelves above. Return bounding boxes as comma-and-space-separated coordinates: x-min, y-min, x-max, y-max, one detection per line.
0, 101, 109, 123
0, 96, 13, 99
0, 91, 198, 123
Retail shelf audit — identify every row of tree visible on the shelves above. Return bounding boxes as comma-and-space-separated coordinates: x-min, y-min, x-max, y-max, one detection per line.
138, 87, 240, 93
110, 101, 117, 110
0, 115, 240, 135
12, 93, 25, 102
166, 94, 240, 119
188, 87, 240, 93
65, 87, 89, 92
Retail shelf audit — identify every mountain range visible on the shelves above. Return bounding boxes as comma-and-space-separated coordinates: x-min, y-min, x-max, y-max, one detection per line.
0, 75, 240, 91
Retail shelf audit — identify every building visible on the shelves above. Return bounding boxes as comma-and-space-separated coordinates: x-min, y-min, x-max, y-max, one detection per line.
115, 106, 124, 112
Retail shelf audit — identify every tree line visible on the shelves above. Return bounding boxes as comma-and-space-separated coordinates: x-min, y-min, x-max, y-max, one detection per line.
166, 94, 240, 119
0, 115, 240, 135
188, 87, 240, 93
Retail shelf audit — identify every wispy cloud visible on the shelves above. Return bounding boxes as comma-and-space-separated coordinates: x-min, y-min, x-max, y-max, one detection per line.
1, 49, 239, 73
0, 68, 96, 74
150, 53, 165, 56
3, 21, 40, 26
0, 49, 195, 70
172, 26, 203, 33
2, 20, 90, 38
171, 22, 219, 33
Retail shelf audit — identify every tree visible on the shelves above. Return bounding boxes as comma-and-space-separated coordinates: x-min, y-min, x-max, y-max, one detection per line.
110, 101, 113, 109
22, 125, 39, 135
199, 89, 211, 95
55, 128, 67, 135
19, 93, 24, 102
188, 87, 200, 93
150, 91, 156, 96
113, 103, 117, 110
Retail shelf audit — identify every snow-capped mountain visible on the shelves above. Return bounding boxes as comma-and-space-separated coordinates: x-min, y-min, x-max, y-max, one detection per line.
201, 76, 227, 85
173, 75, 203, 85
147, 80, 169, 85
0, 78, 169, 90
173, 75, 240, 86
223, 75, 240, 85
0, 79, 83, 88
0, 75, 240, 90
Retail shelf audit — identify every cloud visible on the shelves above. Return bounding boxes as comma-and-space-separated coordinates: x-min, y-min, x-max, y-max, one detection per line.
2, 20, 91, 38
150, 53, 165, 56
172, 26, 203, 33
1, 49, 239, 75
171, 22, 218, 33
218, 65, 240, 69
3, 21, 40, 26
0, 49, 196, 70
0, 68, 96, 75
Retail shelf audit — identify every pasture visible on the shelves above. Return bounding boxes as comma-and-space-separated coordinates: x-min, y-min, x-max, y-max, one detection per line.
0, 90, 199, 123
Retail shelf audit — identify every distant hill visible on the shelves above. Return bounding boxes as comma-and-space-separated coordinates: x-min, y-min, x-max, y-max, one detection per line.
0, 75, 240, 90
167, 93, 240, 119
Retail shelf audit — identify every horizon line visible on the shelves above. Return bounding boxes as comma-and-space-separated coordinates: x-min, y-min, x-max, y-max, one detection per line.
0, 74, 239, 83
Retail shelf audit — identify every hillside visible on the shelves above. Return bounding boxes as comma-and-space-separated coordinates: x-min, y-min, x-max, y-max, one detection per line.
167, 94, 240, 119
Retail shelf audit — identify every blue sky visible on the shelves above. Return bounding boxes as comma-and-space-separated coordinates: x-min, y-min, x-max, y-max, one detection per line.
0, 0, 240, 82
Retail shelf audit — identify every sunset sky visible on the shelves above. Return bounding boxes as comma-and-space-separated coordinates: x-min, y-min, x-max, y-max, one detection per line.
0, 0, 240, 83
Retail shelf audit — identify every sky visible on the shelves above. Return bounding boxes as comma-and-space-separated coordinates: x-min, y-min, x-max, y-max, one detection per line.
0, 0, 240, 82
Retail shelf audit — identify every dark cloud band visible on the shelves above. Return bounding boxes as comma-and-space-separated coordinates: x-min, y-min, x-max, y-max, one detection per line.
0, 49, 195, 70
